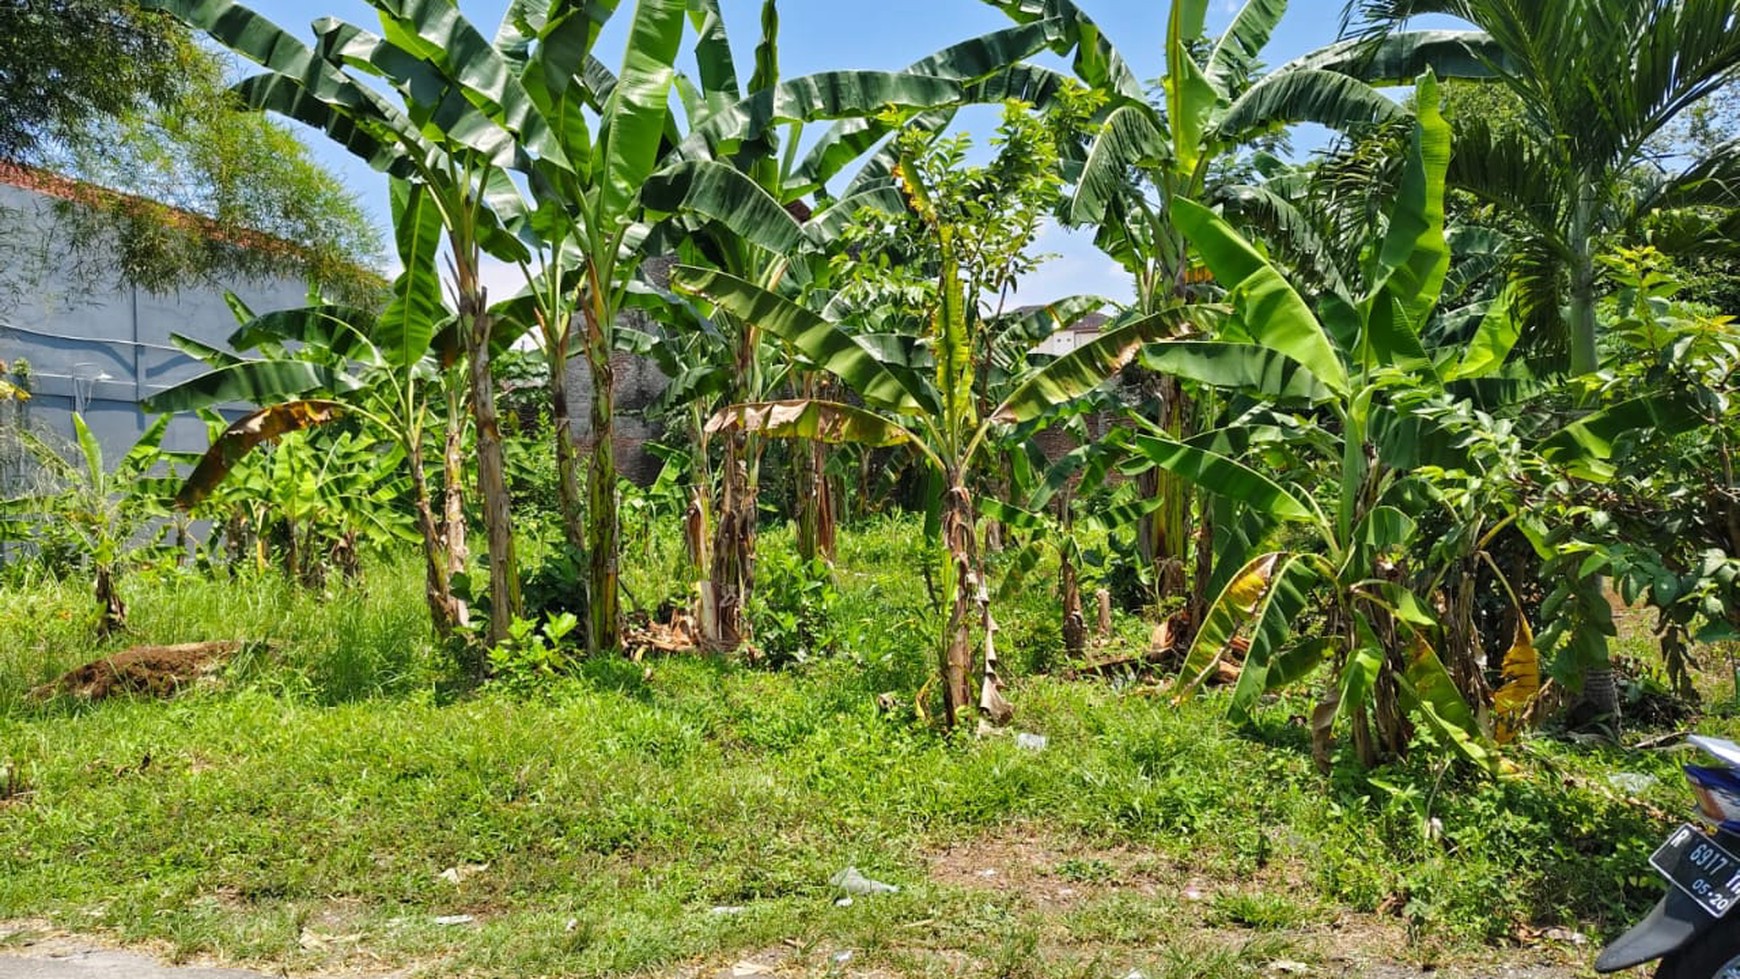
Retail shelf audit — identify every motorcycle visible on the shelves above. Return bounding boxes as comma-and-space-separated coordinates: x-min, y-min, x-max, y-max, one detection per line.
1598, 736, 1740, 978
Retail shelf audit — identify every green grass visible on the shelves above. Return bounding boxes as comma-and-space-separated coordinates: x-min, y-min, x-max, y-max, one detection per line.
0, 517, 1719, 976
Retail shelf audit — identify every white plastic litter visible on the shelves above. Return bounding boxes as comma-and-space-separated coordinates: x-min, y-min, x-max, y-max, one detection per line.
829, 866, 899, 895
1015, 732, 1049, 751
1607, 772, 1658, 794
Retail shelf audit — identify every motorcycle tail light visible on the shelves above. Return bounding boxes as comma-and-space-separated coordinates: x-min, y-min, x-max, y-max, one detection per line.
1685, 765, 1740, 826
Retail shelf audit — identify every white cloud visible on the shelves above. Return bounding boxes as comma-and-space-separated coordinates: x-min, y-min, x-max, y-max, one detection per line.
1010, 220, 1136, 310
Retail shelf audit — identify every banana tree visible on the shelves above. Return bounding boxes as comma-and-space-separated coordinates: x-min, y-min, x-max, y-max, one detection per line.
627, 2, 1061, 646
1104, 71, 1496, 768
1134, 71, 1698, 765
671, 101, 1251, 725
147, 179, 473, 638
2, 415, 172, 638
983, 0, 1429, 618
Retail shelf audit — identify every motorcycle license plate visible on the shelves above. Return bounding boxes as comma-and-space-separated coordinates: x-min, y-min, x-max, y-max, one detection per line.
1651, 824, 1740, 918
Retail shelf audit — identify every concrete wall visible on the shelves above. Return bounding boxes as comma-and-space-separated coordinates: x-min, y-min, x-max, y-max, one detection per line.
0, 182, 308, 486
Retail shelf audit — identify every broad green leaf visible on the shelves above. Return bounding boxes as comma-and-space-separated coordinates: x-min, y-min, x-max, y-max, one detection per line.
1171, 0, 1210, 44
143, 361, 361, 413
1363, 581, 1438, 627
120, 415, 174, 478
1372, 71, 1450, 334
993, 306, 1226, 424
687, 0, 741, 107
72, 414, 103, 482
1219, 68, 1405, 139
1284, 30, 1509, 84
1139, 340, 1332, 403
1538, 394, 1703, 479
1215, 182, 1352, 298
231, 73, 419, 176
377, 178, 444, 368
671, 266, 924, 411
792, 21, 1060, 191
978, 0, 1144, 101
170, 333, 245, 369
1266, 637, 1336, 692
1167, 31, 1219, 172
1206, 0, 1287, 93
372, 0, 570, 170
747, 0, 778, 93
680, 71, 966, 163
1448, 285, 1522, 380
1336, 641, 1384, 722
1069, 104, 1168, 225
311, 16, 528, 169
642, 160, 806, 254
1126, 433, 1313, 521
804, 183, 907, 241
228, 306, 379, 363
1172, 197, 1350, 394
1229, 555, 1319, 723
599, 0, 686, 224
706, 400, 917, 448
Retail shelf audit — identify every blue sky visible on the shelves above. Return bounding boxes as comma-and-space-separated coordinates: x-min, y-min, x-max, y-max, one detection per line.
238, 0, 1447, 305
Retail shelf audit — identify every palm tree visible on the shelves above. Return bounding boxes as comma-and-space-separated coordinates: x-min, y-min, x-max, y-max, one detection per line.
1340, 0, 1740, 375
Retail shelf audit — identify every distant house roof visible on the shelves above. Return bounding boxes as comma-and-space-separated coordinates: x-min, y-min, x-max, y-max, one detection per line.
1, 159, 312, 262
1030, 308, 1110, 357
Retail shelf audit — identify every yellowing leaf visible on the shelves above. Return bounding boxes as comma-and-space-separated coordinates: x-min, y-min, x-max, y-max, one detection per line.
1225, 552, 1279, 614
1491, 619, 1540, 745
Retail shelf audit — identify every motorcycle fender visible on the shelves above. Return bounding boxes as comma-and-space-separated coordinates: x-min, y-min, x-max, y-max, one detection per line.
1595, 889, 1718, 973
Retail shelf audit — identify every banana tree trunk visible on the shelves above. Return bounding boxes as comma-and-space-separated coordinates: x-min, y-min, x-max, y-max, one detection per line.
703, 318, 762, 651
940, 476, 1013, 729
94, 564, 125, 639
1443, 560, 1493, 709
583, 306, 621, 654
941, 479, 977, 729
1138, 375, 1192, 603
704, 430, 753, 649
1059, 488, 1085, 658
795, 373, 836, 563
795, 436, 836, 563
463, 295, 521, 647
409, 444, 461, 637
441, 382, 471, 628
548, 326, 588, 558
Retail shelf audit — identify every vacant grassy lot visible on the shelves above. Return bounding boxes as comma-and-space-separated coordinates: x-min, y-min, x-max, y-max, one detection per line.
0, 520, 1715, 977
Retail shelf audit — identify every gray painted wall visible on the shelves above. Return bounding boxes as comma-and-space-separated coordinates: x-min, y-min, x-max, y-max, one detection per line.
0, 181, 309, 487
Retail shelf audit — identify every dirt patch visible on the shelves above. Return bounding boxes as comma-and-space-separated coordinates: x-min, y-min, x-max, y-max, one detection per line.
31, 641, 245, 701
926, 831, 1174, 909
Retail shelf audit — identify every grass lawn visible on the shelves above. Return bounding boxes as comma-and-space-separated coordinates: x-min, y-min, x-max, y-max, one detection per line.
0, 517, 1718, 977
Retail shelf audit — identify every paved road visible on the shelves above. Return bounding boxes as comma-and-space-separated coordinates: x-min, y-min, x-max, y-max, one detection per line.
0, 941, 269, 979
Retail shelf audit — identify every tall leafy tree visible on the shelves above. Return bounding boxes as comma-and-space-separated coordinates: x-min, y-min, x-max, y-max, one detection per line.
0, 1, 381, 300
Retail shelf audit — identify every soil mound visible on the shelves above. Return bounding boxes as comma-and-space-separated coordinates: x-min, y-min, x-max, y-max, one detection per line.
31, 641, 245, 701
